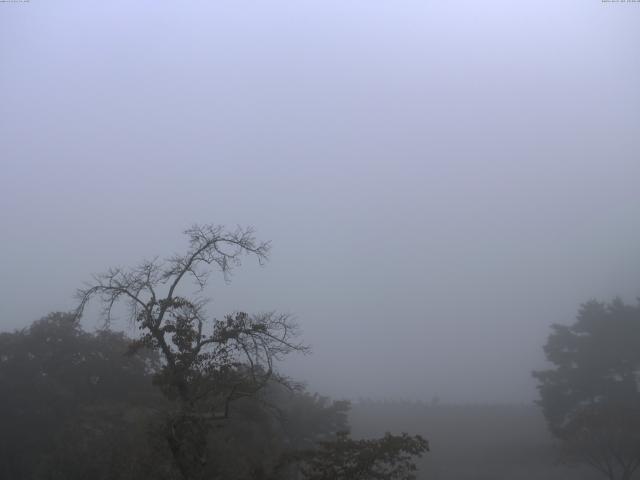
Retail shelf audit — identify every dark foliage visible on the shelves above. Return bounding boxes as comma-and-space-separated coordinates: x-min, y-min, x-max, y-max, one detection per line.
0, 312, 168, 480
0, 313, 360, 480
533, 298, 640, 480
276, 431, 429, 480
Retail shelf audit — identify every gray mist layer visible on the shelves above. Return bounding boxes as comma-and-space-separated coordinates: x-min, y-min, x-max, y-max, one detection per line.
1, 0, 639, 404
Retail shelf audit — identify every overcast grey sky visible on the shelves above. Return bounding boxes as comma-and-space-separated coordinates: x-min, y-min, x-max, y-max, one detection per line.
1, 0, 639, 403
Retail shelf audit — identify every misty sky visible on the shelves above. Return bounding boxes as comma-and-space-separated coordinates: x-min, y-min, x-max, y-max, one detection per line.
1, 0, 639, 403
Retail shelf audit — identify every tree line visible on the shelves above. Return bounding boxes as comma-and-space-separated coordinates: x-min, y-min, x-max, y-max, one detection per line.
0, 224, 427, 480
1, 223, 639, 480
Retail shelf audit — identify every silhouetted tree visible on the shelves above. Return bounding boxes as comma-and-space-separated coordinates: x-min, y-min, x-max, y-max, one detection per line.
533, 298, 640, 480
75, 224, 308, 480
0, 312, 168, 480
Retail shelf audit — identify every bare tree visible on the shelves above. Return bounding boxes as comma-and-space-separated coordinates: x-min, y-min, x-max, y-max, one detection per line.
75, 224, 308, 480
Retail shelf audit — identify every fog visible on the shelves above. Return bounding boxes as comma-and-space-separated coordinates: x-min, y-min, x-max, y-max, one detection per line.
1, 0, 639, 404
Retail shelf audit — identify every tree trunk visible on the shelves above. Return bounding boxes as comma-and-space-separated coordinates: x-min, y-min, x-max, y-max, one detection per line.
166, 412, 209, 480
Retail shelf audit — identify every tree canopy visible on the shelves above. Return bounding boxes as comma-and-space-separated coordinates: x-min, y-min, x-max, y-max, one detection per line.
533, 298, 640, 480
0, 312, 165, 480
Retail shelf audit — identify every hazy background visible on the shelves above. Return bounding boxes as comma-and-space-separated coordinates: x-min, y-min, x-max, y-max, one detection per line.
1, 0, 639, 404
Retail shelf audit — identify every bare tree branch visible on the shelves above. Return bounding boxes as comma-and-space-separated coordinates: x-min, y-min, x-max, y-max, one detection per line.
74, 223, 301, 480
